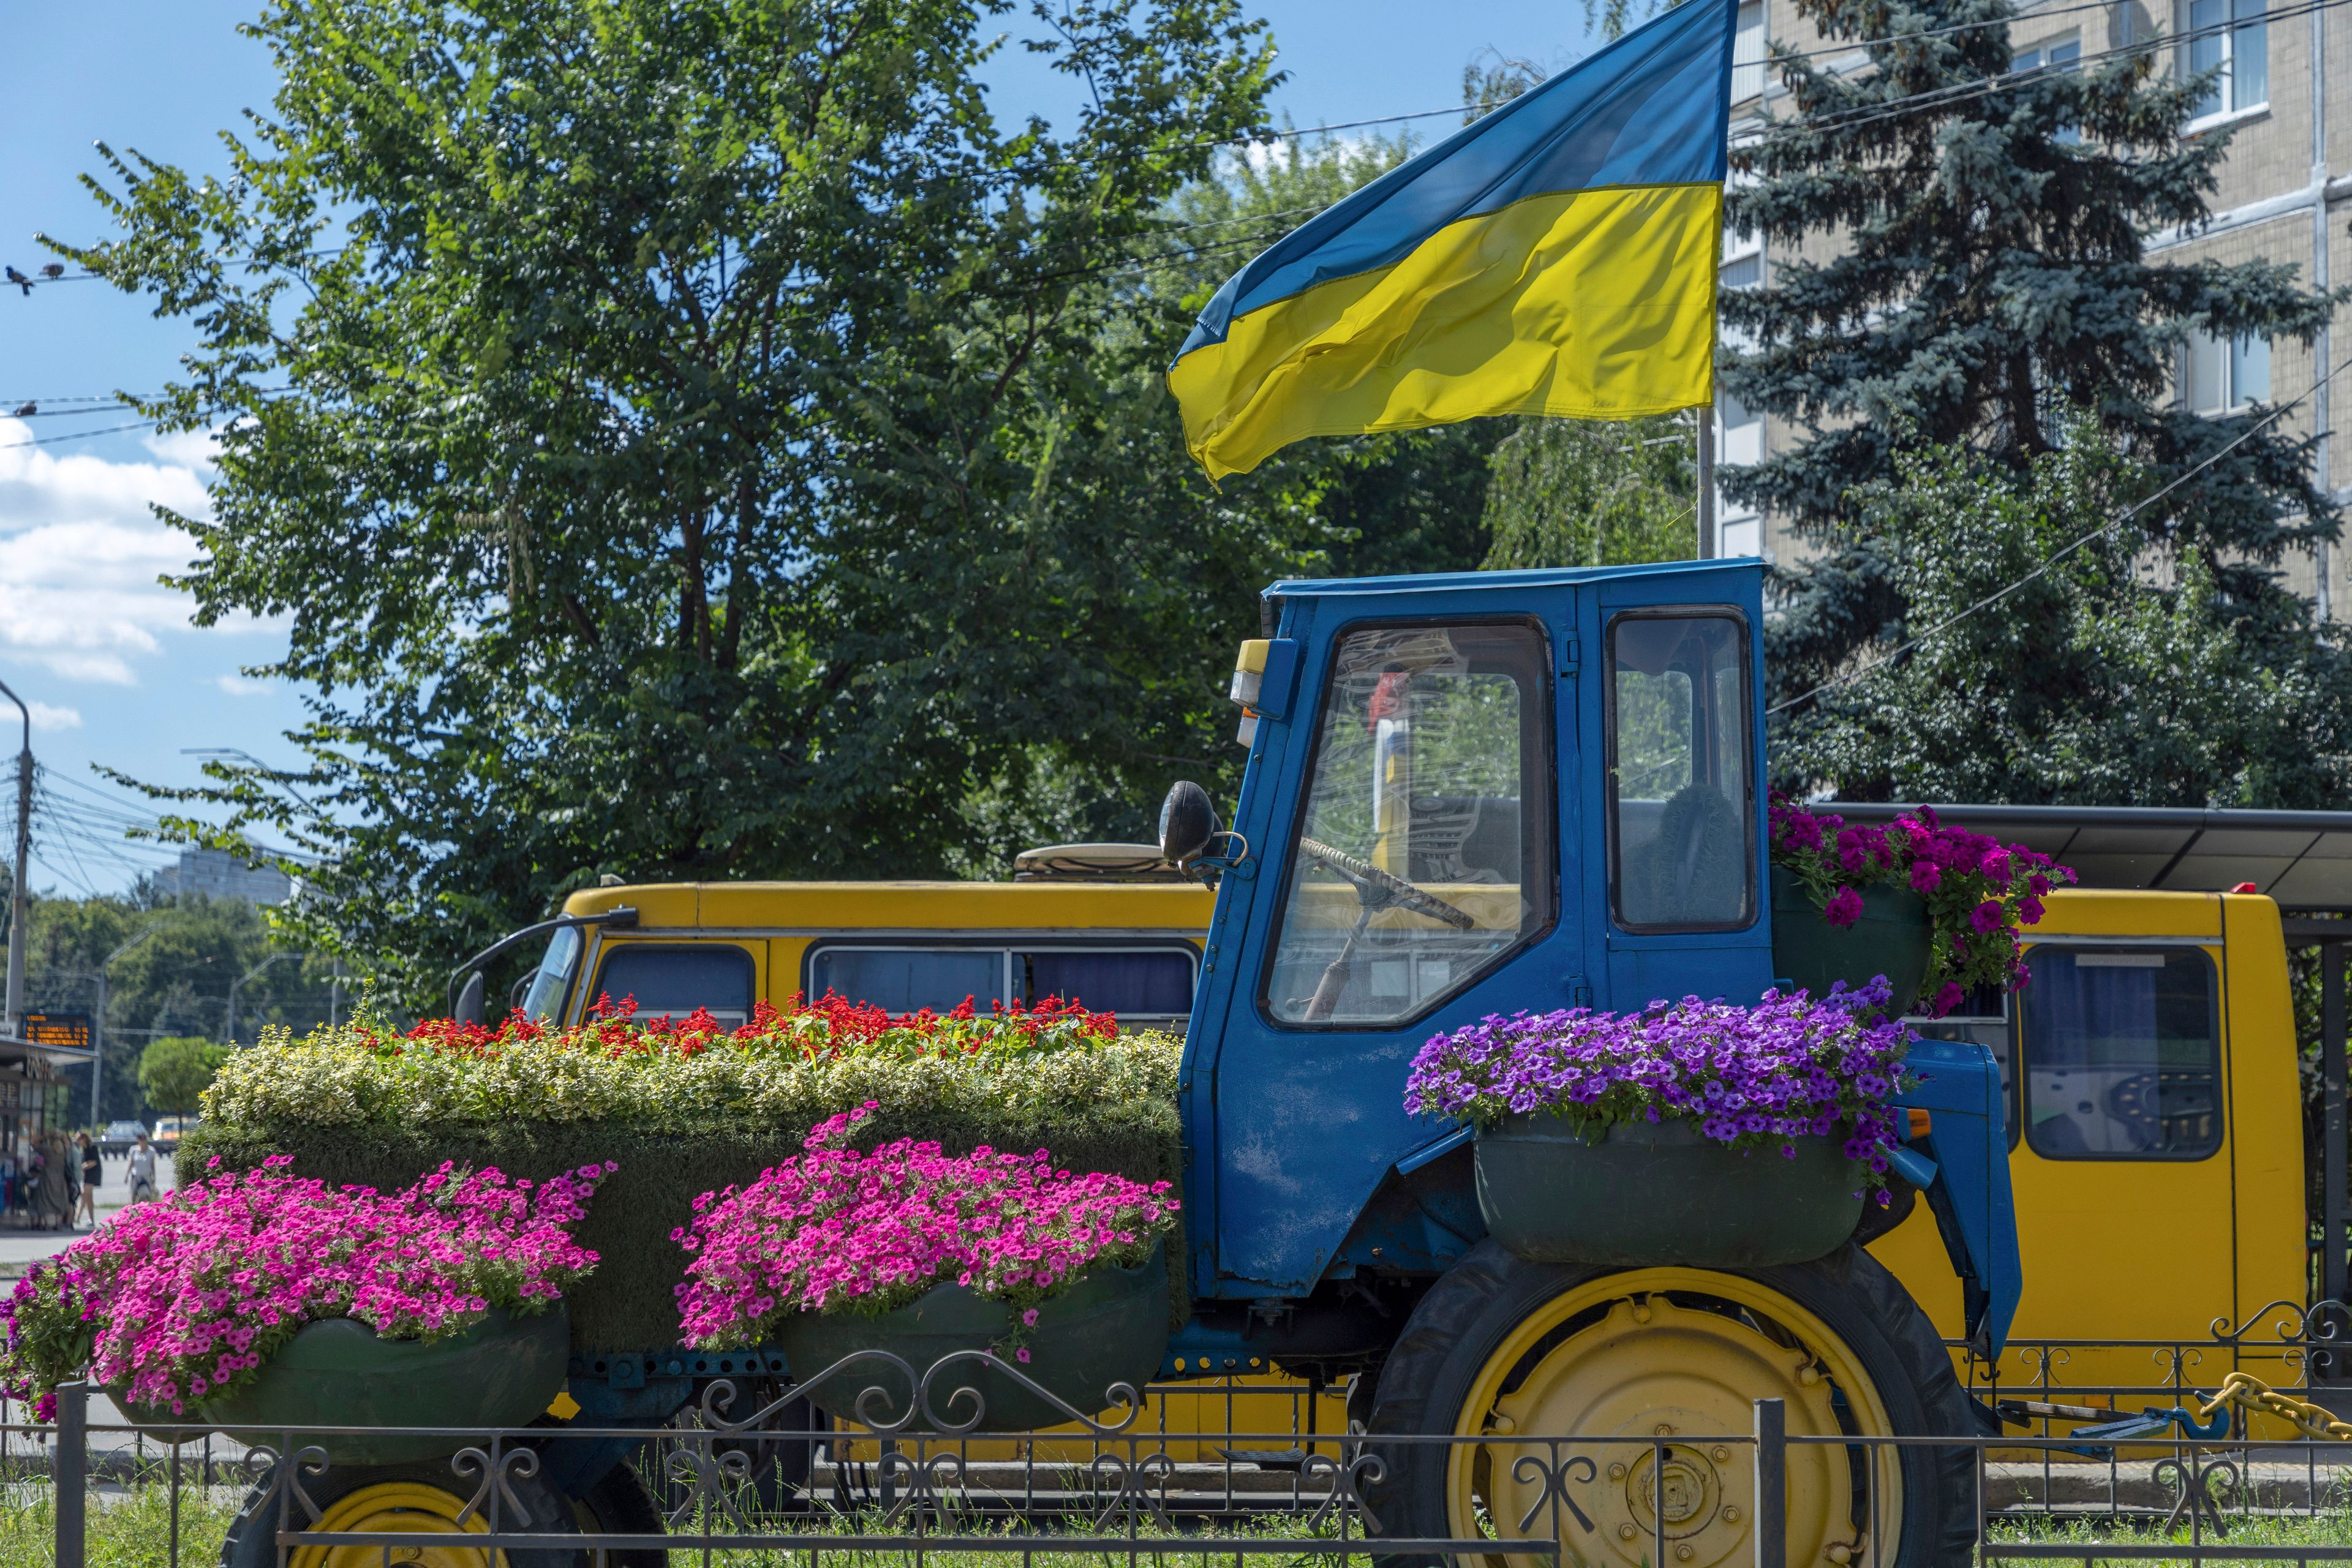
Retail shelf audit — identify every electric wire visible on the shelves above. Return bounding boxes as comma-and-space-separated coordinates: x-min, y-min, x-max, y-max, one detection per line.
1765, 346, 2352, 720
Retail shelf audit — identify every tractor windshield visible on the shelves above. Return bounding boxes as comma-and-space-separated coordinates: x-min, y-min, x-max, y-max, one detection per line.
1606, 611, 1754, 931
1262, 621, 1554, 1027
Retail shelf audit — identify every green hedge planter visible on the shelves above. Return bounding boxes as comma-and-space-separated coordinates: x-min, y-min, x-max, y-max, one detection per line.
777, 1248, 1169, 1433
1476, 1115, 1863, 1268
1769, 865, 1931, 1017
120, 1305, 570, 1464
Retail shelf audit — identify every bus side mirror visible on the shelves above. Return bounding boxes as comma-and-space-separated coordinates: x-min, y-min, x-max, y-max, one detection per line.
453, 970, 487, 1027
1159, 780, 1219, 866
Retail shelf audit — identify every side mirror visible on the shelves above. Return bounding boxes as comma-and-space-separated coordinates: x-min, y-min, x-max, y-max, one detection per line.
453, 970, 487, 1027
1159, 780, 1219, 865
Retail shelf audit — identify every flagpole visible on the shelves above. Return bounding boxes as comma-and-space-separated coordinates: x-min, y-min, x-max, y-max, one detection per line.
1695, 399, 1716, 559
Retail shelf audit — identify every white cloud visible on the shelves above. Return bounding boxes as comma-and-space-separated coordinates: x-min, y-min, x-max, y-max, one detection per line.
215, 673, 271, 697
28, 701, 81, 730
0, 417, 265, 685
141, 426, 223, 472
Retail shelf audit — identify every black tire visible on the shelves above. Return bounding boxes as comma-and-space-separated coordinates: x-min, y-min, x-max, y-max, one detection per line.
568, 1459, 671, 1567
218, 1454, 583, 1567
1363, 1239, 1975, 1568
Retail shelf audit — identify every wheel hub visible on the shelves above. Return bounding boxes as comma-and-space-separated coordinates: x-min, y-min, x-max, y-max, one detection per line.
1447, 1276, 1896, 1568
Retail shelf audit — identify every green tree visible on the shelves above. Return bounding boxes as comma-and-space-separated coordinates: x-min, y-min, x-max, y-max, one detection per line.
1782, 421, 2352, 807
1481, 415, 1696, 568
62, 0, 1290, 1008
1725, 0, 2338, 762
137, 1036, 232, 1116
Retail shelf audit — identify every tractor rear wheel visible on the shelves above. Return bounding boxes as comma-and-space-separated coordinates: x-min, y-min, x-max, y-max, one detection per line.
1362, 1240, 1974, 1568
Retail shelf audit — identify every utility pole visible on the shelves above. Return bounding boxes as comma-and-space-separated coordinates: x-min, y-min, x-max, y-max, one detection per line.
0, 678, 31, 1041
90, 927, 159, 1127
1695, 400, 1717, 560
225, 950, 290, 1046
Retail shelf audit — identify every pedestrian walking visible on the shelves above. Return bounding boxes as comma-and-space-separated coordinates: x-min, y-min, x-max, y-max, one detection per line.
126, 1131, 158, 1204
75, 1131, 101, 1229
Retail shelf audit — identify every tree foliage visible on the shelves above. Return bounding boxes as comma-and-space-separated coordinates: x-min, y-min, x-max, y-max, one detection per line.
1781, 423, 2352, 805
1724, 0, 2339, 764
18, 886, 337, 1123
137, 1035, 233, 1116
1482, 414, 1696, 569
61, 0, 1316, 1008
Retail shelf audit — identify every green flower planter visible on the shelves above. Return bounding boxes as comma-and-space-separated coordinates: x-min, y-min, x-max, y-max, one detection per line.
1476, 1115, 1864, 1267
777, 1246, 1169, 1433
1770, 865, 1931, 1017
119, 1305, 570, 1464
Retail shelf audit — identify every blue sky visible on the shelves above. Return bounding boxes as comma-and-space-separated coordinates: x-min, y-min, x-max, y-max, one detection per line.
0, 0, 1599, 895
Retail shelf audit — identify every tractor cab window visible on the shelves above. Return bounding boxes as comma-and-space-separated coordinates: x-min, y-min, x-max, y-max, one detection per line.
2021, 946, 2222, 1158
1607, 612, 1754, 931
589, 943, 757, 1027
1263, 622, 1554, 1027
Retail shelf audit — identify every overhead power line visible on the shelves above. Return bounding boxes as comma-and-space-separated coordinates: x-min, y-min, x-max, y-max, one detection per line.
1766, 347, 2352, 720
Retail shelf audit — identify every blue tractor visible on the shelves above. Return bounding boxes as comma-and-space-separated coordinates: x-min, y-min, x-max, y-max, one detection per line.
1153, 559, 2019, 1568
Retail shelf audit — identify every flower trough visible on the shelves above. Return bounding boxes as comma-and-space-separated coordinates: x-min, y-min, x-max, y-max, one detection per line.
674, 1104, 1180, 1431
1405, 980, 1914, 1267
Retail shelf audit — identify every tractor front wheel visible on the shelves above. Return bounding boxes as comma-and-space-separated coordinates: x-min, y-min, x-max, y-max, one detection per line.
1362, 1240, 1975, 1568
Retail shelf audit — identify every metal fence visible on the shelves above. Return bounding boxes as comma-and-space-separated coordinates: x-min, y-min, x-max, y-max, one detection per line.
11, 1333, 2352, 1568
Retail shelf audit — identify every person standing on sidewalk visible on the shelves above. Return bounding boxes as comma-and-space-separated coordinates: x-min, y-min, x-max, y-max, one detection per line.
75, 1132, 101, 1228
126, 1131, 158, 1204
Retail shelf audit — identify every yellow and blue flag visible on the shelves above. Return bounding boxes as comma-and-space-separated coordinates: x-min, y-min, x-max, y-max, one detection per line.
1169, 0, 1739, 481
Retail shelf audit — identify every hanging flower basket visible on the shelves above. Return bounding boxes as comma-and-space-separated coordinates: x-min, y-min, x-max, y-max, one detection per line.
1405, 985, 1912, 1268
1770, 865, 1931, 1019
675, 1104, 1180, 1433
775, 1246, 1168, 1433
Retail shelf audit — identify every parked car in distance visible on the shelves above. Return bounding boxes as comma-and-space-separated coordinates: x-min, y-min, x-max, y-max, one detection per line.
99, 1120, 148, 1157
151, 1116, 197, 1153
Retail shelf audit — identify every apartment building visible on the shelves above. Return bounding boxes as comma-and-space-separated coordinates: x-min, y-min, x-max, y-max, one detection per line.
1714, 0, 2352, 613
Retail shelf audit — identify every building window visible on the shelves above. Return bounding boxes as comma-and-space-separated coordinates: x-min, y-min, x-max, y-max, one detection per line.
2184, 329, 2271, 412
2187, 0, 2267, 121
1716, 391, 1764, 557
1731, 0, 1765, 101
2015, 35, 2082, 143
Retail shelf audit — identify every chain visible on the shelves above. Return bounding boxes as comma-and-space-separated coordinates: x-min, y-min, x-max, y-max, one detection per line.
2193, 1372, 2352, 1441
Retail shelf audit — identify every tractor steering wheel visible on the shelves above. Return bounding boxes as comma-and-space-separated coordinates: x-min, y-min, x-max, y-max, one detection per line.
1297, 837, 1480, 930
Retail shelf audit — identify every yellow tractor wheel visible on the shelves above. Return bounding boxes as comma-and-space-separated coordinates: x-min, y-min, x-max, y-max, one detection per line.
216, 1458, 583, 1568
1364, 1241, 1975, 1568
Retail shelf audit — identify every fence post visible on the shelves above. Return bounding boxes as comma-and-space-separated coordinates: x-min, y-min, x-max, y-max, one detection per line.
56, 1378, 88, 1568
1753, 1398, 1785, 1568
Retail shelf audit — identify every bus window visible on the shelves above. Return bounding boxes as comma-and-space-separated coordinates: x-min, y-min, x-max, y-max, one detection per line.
591, 944, 757, 1027
1023, 950, 1196, 1018
2021, 946, 2222, 1159
810, 947, 1002, 1014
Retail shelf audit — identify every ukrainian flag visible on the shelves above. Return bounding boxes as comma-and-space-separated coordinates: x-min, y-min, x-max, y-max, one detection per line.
1169, 0, 1739, 482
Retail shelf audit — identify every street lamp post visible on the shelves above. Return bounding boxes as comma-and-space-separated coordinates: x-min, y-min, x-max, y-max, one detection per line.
0, 678, 31, 1039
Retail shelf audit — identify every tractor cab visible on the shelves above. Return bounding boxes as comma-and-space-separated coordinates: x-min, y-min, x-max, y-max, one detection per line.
1165, 562, 1780, 1298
